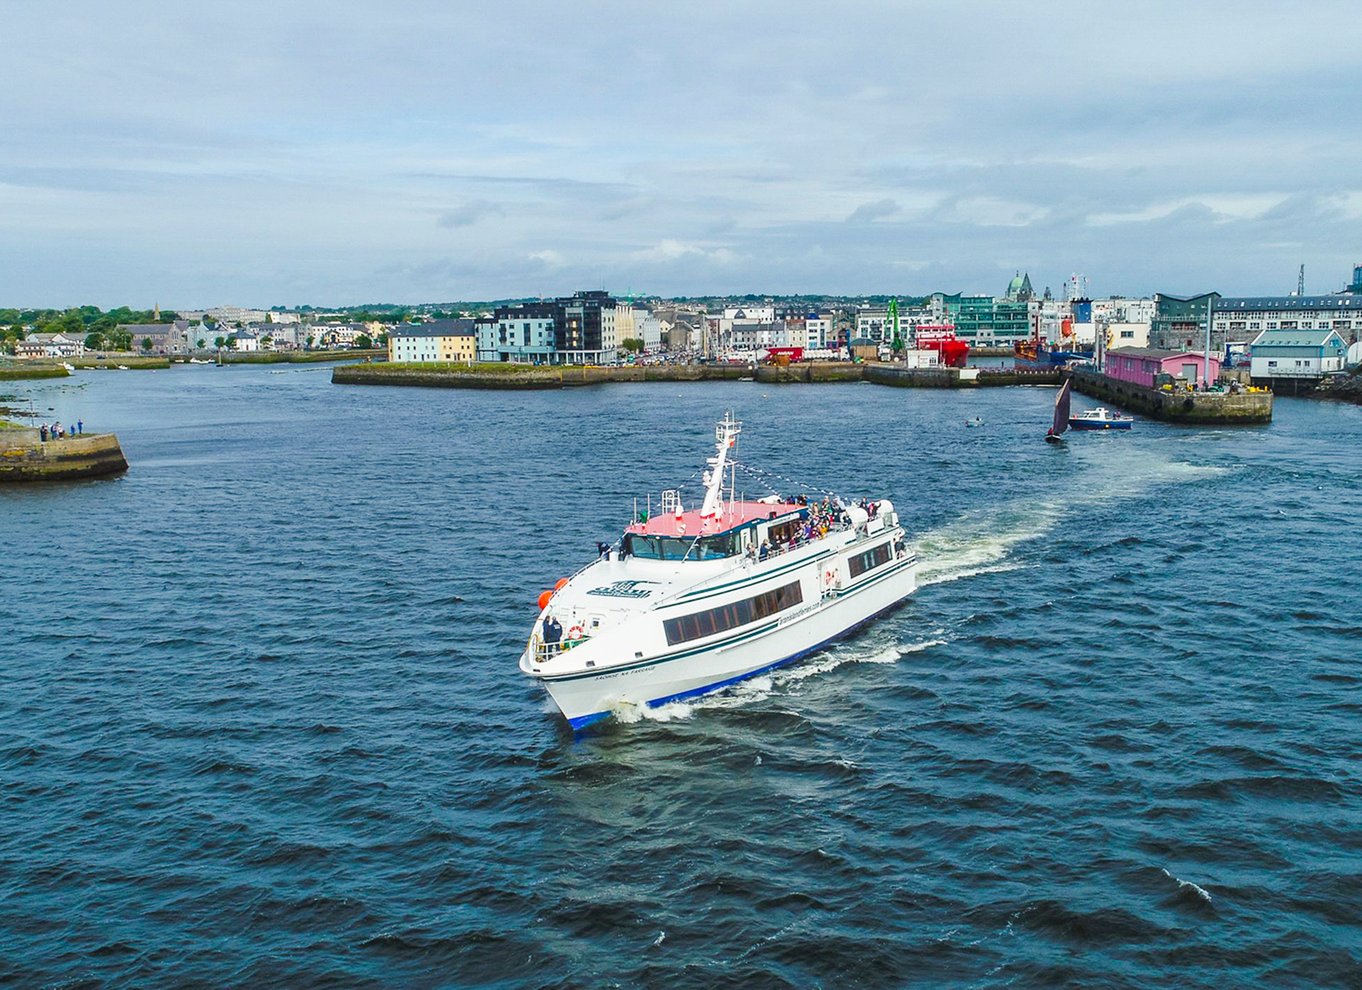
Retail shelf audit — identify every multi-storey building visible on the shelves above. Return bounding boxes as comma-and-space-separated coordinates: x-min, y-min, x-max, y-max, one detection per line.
928, 293, 1030, 346
804, 314, 834, 350
1213, 295, 1362, 347
478, 302, 557, 363
855, 308, 889, 343
1156, 291, 1362, 352
1150, 293, 1217, 351
388, 321, 477, 363
476, 291, 620, 364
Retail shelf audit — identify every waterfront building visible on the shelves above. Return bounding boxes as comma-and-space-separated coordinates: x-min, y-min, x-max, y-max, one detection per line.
476, 291, 619, 364
1106, 322, 1151, 350
14, 332, 84, 358
388, 321, 477, 363
855, 308, 890, 343
556, 290, 616, 363
246, 322, 301, 350
310, 323, 371, 348
1151, 293, 1219, 351
613, 304, 635, 352
117, 320, 194, 355
482, 302, 557, 364
1248, 328, 1348, 382
1213, 295, 1362, 347
1105, 347, 1221, 388
228, 329, 259, 352
928, 292, 1030, 347
636, 310, 663, 350
804, 314, 834, 350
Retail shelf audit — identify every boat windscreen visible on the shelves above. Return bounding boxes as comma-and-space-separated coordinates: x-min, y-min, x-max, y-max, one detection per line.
624, 531, 739, 560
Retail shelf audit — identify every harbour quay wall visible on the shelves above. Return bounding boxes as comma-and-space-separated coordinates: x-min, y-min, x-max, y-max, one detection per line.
333, 361, 1062, 390
1067, 368, 1272, 424
0, 431, 129, 482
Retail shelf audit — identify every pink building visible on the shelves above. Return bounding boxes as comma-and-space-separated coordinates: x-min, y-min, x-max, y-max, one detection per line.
1104, 347, 1221, 388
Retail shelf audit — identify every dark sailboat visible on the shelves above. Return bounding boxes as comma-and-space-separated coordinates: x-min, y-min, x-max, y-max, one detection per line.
1045, 379, 1071, 443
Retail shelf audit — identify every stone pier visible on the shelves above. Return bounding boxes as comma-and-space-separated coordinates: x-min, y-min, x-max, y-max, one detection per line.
1067, 368, 1272, 424
0, 425, 129, 482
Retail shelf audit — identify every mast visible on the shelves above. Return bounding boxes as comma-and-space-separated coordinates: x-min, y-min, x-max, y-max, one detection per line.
1203, 293, 1214, 389
700, 412, 741, 525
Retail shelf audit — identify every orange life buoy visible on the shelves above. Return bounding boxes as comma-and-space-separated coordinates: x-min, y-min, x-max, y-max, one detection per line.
567, 624, 585, 642
824, 567, 839, 587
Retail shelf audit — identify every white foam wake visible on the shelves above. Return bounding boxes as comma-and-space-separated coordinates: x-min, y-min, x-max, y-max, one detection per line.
1161, 867, 1213, 902
616, 638, 947, 724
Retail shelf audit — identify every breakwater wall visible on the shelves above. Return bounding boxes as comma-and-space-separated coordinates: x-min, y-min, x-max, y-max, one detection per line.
0, 365, 70, 381
333, 362, 1063, 390
1067, 368, 1272, 424
220, 349, 385, 365
0, 428, 128, 482
72, 355, 171, 369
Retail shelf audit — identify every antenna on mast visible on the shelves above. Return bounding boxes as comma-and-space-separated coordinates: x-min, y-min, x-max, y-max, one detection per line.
1297, 264, 1305, 297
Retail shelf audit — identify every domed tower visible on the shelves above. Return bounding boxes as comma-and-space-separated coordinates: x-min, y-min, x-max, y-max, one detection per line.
1005, 271, 1034, 302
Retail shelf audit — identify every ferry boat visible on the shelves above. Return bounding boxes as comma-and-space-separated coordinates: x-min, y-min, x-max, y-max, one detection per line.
519, 413, 918, 729
1069, 406, 1133, 430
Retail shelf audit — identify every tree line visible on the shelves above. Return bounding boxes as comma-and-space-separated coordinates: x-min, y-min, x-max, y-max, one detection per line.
0, 306, 180, 352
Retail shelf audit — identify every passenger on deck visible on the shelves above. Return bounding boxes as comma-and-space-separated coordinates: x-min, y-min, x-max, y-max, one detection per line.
597, 541, 611, 560
543, 615, 563, 645
759, 540, 771, 561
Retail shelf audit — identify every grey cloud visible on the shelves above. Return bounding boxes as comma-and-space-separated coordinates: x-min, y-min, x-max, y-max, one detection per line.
2, 0, 1360, 304
847, 199, 900, 223
437, 201, 505, 228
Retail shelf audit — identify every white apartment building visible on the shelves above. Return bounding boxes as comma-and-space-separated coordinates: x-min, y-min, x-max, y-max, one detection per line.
723, 305, 775, 322
804, 315, 834, 349
1092, 297, 1155, 325
856, 309, 889, 343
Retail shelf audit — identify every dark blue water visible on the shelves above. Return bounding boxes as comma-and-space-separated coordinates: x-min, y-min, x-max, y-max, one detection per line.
4, 367, 1361, 988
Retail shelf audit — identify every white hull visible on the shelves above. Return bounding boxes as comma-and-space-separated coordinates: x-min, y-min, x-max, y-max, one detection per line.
522, 553, 916, 729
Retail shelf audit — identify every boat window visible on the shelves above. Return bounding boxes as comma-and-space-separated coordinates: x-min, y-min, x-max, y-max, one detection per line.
766, 517, 802, 545
624, 532, 739, 560
624, 535, 694, 560
848, 542, 892, 579
663, 580, 803, 646
693, 532, 738, 559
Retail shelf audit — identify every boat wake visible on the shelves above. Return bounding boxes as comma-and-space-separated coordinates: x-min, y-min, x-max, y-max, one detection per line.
606, 448, 1226, 729
916, 448, 1230, 588
611, 637, 948, 725
915, 501, 1060, 588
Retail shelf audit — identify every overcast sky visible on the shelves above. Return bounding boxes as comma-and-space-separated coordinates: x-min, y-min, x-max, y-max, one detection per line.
4, 0, 1361, 308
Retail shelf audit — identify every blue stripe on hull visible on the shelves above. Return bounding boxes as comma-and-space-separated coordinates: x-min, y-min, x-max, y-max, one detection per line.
566, 592, 917, 732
